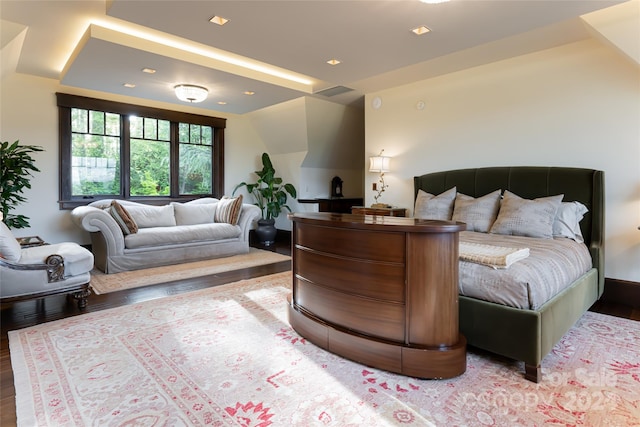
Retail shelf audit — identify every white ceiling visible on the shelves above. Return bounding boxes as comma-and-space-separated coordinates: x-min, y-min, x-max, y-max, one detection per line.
0, 0, 627, 114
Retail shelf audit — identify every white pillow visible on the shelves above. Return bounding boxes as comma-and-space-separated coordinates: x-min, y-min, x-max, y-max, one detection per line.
0, 221, 22, 262
553, 201, 588, 243
414, 187, 456, 220
452, 189, 502, 232
490, 191, 564, 239
126, 204, 176, 228
172, 202, 217, 225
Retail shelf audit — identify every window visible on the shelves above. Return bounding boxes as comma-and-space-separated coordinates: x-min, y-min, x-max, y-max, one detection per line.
57, 93, 225, 209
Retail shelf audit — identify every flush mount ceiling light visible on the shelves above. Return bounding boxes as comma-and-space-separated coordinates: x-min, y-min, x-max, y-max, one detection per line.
419, 0, 450, 3
142, 68, 156, 74
326, 59, 341, 66
174, 84, 209, 103
243, 91, 255, 95
209, 15, 229, 26
123, 83, 136, 88
411, 25, 431, 35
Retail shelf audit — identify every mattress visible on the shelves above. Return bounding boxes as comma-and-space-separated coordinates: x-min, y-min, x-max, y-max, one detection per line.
458, 231, 592, 309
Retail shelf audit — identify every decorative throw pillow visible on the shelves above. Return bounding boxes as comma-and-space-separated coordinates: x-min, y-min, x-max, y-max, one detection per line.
172, 202, 217, 226
414, 187, 456, 220
553, 201, 588, 243
215, 195, 243, 225
0, 220, 22, 262
126, 204, 176, 228
490, 190, 564, 239
109, 201, 138, 235
451, 189, 502, 232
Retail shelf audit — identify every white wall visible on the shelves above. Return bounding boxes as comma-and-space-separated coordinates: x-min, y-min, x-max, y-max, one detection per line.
365, 39, 640, 282
0, 72, 267, 245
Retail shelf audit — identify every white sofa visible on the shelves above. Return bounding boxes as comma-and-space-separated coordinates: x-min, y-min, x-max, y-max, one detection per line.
71, 197, 261, 274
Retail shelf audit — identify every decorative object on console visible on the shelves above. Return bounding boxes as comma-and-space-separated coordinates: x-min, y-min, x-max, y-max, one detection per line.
331, 176, 343, 198
174, 84, 208, 103
369, 149, 391, 208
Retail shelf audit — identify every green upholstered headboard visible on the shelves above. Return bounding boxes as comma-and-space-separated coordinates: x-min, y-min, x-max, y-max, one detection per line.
414, 166, 605, 290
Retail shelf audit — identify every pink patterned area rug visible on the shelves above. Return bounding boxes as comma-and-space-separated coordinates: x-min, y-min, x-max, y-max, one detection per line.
9, 272, 640, 426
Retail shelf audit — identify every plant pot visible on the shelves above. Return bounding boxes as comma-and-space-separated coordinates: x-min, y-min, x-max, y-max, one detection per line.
255, 218, 277, 246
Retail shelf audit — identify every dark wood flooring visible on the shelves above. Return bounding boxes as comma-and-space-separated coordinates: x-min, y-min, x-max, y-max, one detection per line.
1, 240, 638, 425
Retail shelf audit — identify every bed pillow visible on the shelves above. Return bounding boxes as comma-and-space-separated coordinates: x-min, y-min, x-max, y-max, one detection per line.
109, 201, 138, 235
0, 221, 21, 262
414, 187, 456, 220
215, 195, 243, 225
553, 201, 588, 243
451, 189, 501, 232
490, 190, 563, 239
172, 202, 217, 226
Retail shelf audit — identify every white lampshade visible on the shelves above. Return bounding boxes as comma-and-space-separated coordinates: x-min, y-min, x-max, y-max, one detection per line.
174, 84, 208, 103
369, 155, 390, 173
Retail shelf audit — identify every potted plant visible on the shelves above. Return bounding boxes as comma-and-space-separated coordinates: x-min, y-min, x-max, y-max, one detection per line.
1, 140, 44, 229
233, 152, 297, 245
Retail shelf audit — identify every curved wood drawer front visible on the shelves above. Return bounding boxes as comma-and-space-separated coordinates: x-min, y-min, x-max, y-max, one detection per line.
294, 248, 405, 303
295, 222, 405, 263
294, 277, 405, 342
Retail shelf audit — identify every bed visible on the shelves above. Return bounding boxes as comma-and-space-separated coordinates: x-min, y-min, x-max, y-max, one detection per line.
414, 166, 604, 382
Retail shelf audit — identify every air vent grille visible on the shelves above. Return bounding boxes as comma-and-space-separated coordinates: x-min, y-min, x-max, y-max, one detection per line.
315, 86, 354, 97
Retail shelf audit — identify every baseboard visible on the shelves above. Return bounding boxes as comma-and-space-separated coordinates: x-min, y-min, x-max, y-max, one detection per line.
602, 277, 640, 309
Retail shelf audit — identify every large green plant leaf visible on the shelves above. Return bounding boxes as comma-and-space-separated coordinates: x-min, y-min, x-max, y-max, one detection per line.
1, 140, 44, 229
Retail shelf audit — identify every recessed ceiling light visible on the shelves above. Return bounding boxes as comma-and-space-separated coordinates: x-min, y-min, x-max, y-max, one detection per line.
326, 59, 341, 66
123, 83, 136, 88
244, 91, 255, 95
209, 16, 229, 26
411, 26, 431, 35
142, 68, 156, 74
217, 101, 227, 105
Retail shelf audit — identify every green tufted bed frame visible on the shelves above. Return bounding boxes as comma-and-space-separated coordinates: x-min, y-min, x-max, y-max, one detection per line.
414, 166, 605, 382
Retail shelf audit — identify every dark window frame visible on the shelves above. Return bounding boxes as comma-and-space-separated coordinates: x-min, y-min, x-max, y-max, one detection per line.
57, 93, 225, 209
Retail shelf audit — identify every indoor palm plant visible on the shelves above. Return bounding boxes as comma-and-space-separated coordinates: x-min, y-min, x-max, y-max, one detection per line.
233, 152, 297, 245
1, 140, 44, 229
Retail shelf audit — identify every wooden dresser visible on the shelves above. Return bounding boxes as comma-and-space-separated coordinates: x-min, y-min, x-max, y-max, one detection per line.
288, 212, 467, 379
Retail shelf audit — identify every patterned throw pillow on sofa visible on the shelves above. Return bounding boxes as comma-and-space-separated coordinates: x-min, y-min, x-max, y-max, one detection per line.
109, 201, 138, 235
215, 195, 243, 225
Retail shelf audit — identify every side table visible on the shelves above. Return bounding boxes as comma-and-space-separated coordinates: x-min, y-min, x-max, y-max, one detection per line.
351, 206, 407, 217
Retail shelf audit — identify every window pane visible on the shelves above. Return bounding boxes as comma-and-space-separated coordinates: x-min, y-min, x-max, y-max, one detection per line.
144, 118, 157, 140
71, 134, 120, 196
130, 139, 170, 196
179, 144, 212, 195
130, 116, 143, 139
105, 113, 120, 136
71, 108, 88, 133
89, 111, 105, 134
158, 120, 170, 141
190, 124, 201, 144
201, 126, 212, 145
178, 123, 189, 142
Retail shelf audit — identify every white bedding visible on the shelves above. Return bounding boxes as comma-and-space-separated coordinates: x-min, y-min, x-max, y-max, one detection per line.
458, 231, 592, 310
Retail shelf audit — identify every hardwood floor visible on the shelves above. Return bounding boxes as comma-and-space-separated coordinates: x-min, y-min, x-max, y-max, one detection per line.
1, 239, 638, 425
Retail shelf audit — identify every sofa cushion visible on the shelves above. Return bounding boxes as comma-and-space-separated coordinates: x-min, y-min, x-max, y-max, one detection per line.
124, 223, 242, 249
173, 202, 217, 225
0, 221, 21, 262
452, 189, 501, 232
126, 204, 176, 228
109, 201, 138, 234
19, 242, 94, 277
215, 195, 243, 225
